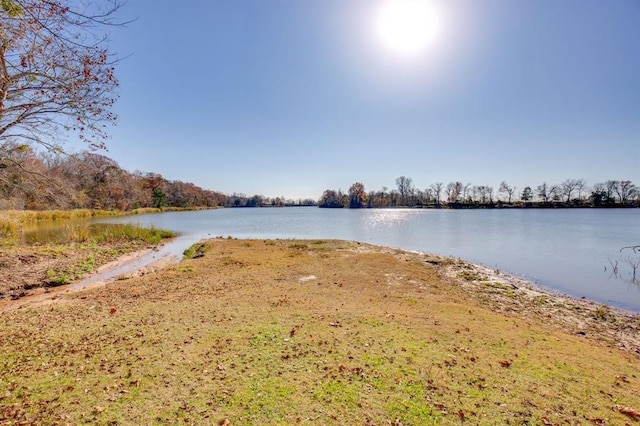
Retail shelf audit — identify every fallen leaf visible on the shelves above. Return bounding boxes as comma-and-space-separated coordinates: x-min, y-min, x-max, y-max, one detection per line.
617, 405, 640, 420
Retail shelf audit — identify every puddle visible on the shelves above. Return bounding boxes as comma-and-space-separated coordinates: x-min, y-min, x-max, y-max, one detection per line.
71, 233, 210, 289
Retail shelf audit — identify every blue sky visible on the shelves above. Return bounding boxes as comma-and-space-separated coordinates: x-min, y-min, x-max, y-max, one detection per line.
95, 0, 639, 199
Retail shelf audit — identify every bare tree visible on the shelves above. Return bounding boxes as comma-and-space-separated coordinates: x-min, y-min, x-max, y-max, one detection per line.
498, 181, 517, 203
0, 0, 124, 163
445, 181, 463, 204
396, 176, 414, 206
559, 179, 580, 203
423, 187, 433, 206
605, 180, 619, 202
575, 179, 587, 201
462, 183, 471, 204
430, 182, 443, 206
536, 183, 551, 203
474, 185, 490, 205
616, 180, 636, 204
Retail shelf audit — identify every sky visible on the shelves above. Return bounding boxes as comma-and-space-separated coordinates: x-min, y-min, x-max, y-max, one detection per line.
87, 0, 639, 199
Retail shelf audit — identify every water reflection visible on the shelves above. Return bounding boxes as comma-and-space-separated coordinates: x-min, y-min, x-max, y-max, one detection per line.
21, 220, 91, 244
19, 222, 160, 246
363, 209, 422, 228
606, 247, 640, 286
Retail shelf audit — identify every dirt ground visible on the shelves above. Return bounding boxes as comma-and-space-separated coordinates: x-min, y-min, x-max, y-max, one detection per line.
1, 239, 639, 424
0, 240, 154, 299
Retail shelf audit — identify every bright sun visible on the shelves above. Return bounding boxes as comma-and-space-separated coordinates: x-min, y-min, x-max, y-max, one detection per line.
374, 0, 441, 58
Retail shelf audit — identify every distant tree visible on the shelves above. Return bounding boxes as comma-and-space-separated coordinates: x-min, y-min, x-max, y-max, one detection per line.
395, 176, 414, 206
462, 183, 472, 204
575, 179, 588, 201
369, 186, 392, 207
474, 185, 490, 205
559, 179, 580, 203
0, 0, 124, 163
143, 173, 167, 209
536, 182, 559, 203
590, 183, 615, 207
498, 181, 517, 203
0, 143, 63, 209
445, 181, 463, 204
536, 183, 550, 203
520, 186, 533, 203
430, 182, 443, 206
614, 180, 636, 204
348, 182, 367, 208
423, 188, 434, 206
318, 189, 346, 208
64, 152, 129, 210
445, 182, 454, 203
245, 195, 263, 207
298, 198, 317, 207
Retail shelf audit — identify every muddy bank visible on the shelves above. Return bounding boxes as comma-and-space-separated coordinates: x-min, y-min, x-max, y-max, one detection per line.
0, 240, 169, 302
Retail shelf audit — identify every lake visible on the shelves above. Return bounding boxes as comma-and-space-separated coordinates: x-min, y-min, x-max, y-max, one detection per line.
94, 207, 640, 312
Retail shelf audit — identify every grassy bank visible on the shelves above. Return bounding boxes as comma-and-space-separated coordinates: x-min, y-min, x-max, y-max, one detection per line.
1, 210, 123, 244
0, 222, 175, 298
0, 208, 210, 243
1, 239, 638, 425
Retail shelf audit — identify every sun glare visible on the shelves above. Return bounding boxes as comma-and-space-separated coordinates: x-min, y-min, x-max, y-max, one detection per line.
374, 0, 441, 58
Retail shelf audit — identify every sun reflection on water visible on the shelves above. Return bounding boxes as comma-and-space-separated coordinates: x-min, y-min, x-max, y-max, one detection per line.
363, 209, 424, 228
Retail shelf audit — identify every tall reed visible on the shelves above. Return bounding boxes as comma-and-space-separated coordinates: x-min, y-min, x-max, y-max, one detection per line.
0, 210, 174, 245
0, 215, 18, 244
90, 223, 176, 245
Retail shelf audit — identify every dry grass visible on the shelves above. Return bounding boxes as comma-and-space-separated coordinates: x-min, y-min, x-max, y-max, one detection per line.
0, 210, 120, 245
1, 239, 639, 425
0, 224, 175, 298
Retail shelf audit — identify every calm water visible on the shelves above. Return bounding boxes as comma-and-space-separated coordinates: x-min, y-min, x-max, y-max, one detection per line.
94, 207, 640, 311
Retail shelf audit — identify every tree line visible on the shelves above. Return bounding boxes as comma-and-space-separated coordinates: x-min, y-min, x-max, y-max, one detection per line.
319, 177, 640, 209
0, 144, 315, 210
2, 146, 636, 212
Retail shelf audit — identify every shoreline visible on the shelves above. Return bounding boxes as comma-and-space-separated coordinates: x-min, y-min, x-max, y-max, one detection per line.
364, 242, 640, 355
445, 257, 640, 355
